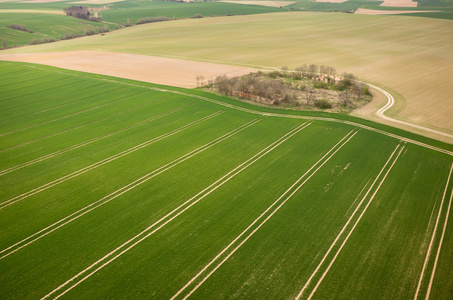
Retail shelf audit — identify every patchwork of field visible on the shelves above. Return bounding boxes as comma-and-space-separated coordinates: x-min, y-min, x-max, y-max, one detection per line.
1, 61, 452, 299
2, 12, 452, 139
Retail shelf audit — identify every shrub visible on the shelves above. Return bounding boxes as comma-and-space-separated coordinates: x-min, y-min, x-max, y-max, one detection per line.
192, 13, 204, 18
313, 81, 330, 89
314, 99, 333, 109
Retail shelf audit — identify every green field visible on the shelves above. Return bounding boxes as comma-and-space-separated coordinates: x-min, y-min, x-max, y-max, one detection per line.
100, 1, 284, 25
0, 61, 452, 299
0, 12, 114, 48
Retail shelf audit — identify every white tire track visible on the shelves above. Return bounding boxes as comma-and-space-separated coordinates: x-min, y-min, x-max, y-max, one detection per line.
414, 163, 453, 300
296, 144, 404, 299
0, 111, 223, 210
0, 117, 264, 260
0, 97, 162, 153
171, 130, 357, 300
0, 104, 191, 176
425, 171, 453, 300
40, 122, 311, 300
300, 144, 406, 300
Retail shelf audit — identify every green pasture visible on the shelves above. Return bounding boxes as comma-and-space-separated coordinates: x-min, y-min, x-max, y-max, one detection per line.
0, 61, 452, 299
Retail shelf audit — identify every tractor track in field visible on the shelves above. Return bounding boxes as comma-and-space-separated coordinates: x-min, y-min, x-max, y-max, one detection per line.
39, 121, 310, 300
414, 163, 453, 300
0, 89, 145, 137
0, 116, 265, 261
171, 130, 357, 300
0, 111, 224, 210
296, 143, 406, 299
93, 76, 453, 157
0, 96, 166, 153
0, 103, 191, 176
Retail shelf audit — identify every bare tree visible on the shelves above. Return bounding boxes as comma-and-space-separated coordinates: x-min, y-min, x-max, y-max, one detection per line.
308, 64, 318, 78
354, 83, 364, 101
305, 89, 315, 106
281, 66, 288, 76
339, 90, 351, 106
195, 75, 205, 87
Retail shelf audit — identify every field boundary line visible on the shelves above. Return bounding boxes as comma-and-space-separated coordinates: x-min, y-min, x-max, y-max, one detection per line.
14, 65, 453, 155
296, 143, 404, 298
0, 104, 192, 176
171, 130, 357, 300
0, 96, 167, 153
0, 111, 223, 210
414, 163, 453, 300
299, 144, 406, 300
96, 77, 453, 156
40, 122, 311, 300
0, 117, 265, 259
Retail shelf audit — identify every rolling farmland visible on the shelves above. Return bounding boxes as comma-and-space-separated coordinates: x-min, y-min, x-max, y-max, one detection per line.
1, 61, 452, 299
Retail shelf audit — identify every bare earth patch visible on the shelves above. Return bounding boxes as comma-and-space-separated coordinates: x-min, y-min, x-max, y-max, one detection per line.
380, 0, 418, 7
0, 51, 257, 88
355, 8, 437, 14
220, 1, 294, 7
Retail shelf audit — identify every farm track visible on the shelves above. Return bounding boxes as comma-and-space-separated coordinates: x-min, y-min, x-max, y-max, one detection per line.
0, 103, 191, 176
414, 163, 453, 300
371, 83, 453, 141
40, 121, 310, 300
0, 110, 224, 210
172, 130, 357, 299
297, 143, 406, 299
90, 76, 453, 157
0, 117, 264, 260
0, 95, 166, 153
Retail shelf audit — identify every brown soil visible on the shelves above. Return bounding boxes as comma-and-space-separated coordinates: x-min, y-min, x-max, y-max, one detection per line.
0, 51, 257, 89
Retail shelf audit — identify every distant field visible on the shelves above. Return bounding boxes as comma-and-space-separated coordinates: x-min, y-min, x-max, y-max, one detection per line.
2, 12, 451, 137
0, 12, 114, 48
100, 1, 284, 24
0, 61, 452, 299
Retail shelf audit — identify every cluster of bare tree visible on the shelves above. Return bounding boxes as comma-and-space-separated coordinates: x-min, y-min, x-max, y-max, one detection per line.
136, 16, 169, 25
208, 67, 372, 110
29, 37, 56, 45
213, 74, 296, 105
6, 24, 33, 33
64, 6, 102, 22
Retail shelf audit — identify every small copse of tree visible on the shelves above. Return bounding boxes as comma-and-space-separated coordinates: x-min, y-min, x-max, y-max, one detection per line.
29, 37, 56, 45
209, 65, 373, 112
136, 16, 168, 25
7, 24, 33, 33
64, 6, 90, 20
64, 6, 103, 22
